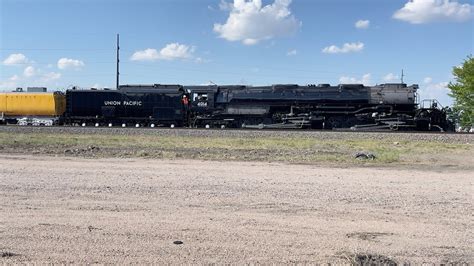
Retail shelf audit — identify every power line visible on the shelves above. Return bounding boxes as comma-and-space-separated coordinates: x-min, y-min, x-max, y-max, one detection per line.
0, 48, 114, 51
122, 62, 371, 77
0, 73, 115, 78
0, 61, 115, 66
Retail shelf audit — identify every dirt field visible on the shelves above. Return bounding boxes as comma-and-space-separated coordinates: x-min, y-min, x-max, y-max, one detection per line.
1, 154, 472, 264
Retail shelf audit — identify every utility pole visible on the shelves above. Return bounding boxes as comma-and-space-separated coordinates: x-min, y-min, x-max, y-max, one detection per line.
116, 34, 120, 89
401, 69, 405, 84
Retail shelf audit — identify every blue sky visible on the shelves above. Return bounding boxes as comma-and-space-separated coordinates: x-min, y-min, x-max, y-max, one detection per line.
1, 0, 473, 106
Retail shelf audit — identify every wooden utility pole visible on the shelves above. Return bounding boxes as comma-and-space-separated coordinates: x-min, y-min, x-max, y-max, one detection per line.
116, 34, 120, 89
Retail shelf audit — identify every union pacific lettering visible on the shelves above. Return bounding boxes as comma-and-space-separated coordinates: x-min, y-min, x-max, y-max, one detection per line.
104, 101, 142, 106
104, 101, 121, 106
123, 101, 142, 106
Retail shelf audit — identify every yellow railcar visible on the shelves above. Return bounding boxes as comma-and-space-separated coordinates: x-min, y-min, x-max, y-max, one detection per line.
0, 92, 66, 117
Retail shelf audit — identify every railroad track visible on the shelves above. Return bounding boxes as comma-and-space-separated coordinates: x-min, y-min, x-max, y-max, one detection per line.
1, 125, 472, 144
0, 124, 471, 134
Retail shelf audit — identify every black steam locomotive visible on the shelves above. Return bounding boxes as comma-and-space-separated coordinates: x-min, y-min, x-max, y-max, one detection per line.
62, 83, 454, 131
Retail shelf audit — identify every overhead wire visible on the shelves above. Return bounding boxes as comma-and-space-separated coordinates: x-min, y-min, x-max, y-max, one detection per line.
0, 48, 114, 51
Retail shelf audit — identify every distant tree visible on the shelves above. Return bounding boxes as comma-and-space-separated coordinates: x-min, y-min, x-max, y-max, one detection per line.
448, 56, 474, 129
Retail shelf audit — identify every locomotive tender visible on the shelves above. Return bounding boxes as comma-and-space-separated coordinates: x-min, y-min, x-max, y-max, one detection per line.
60, 82, 452, 131
0, 90, 65, 126
64, 85, 186, 127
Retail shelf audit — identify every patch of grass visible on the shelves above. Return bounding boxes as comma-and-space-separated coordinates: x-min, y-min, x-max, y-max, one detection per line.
0, 132, 471, 167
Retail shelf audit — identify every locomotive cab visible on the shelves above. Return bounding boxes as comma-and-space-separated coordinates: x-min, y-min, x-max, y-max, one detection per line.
188, 86, 218, 110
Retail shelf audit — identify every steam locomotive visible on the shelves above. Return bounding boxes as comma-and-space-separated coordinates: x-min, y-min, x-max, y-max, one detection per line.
1, 82, 454, 131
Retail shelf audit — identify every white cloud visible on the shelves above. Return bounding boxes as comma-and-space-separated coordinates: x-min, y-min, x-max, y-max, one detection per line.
57, 58, 85, 70
383, 73, 400, 82
0, 75, 20, 88
213, 0, 301, 45
322, 42, 364, 54
424, 77, 433, 83
23, 66, 36, 77
130, 43, 196, 61
3, 53, 29, 65
393, 0, 472, 24
355, 19, 370, 29
130, 49, 159, 61
160, 43, 195, 60
287, 49, 297, 56
339, 73, 372, 85
219, 0, 232, 11
40, 72, 61, 82
10, 75, 20, 81
418, 81, 452, 106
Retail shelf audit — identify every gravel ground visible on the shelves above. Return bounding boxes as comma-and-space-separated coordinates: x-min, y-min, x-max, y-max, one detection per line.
0, 155, 472, 264
1, 125, 472, 144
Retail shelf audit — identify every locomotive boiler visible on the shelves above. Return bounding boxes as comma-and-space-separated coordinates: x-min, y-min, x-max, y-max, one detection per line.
186, 83, 443, 130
